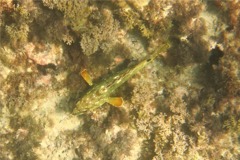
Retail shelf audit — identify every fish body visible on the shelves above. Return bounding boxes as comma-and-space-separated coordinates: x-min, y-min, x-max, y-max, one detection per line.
73, 44, 169, 115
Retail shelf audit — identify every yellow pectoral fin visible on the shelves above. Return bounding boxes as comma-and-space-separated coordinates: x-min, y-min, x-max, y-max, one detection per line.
80, 69, 93, 86
107, 97, 123, 107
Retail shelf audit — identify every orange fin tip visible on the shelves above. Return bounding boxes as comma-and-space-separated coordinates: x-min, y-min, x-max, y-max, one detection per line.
80, 69, 93, 86
107, 97, 123, 107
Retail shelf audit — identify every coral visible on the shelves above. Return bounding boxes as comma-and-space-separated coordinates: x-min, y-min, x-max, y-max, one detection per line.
114, 1, 141, 31
0, 0, 240, 160
166, 0, 207, 66
113, 0, 172, 40
0, 0, 14, 26
24, 42, 62, 66
62, 32, 74, 45
80, 8, 120, 56
2, 1, 39, 47
74, 115, 142, 160
0, 43, 77, 159
223, 116, 240, 134
5, 24, 29, 45
7, 115, 45, 160
42, 0, 92, 32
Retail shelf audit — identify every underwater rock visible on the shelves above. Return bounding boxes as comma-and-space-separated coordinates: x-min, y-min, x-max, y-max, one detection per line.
0, 0, 239, 159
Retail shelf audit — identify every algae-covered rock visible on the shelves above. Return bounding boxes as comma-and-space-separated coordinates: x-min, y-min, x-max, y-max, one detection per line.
0, 0, 239, 160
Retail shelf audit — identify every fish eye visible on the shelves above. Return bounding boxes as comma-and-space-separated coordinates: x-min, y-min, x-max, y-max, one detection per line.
99, 86, 107, 93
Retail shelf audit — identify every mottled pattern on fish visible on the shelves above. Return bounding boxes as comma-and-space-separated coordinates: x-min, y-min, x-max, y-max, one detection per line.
73, 44, 169, 115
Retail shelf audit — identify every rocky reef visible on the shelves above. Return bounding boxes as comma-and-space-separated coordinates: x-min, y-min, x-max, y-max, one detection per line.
0, 0, 239, 159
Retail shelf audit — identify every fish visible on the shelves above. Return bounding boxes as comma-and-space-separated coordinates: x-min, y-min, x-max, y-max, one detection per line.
73, 44, 169, 115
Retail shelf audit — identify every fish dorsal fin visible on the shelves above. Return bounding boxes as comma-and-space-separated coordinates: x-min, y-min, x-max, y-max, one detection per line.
107, 97, 123, 107
80, 69, 93, 86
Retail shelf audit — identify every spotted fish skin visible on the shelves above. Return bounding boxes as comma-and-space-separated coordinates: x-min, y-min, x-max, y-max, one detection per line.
73, 44, 169, 115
